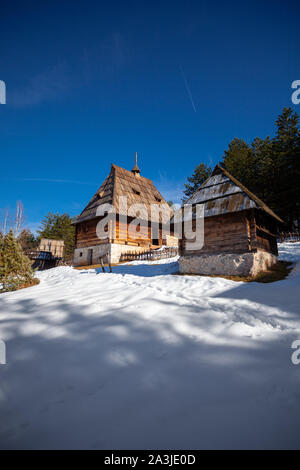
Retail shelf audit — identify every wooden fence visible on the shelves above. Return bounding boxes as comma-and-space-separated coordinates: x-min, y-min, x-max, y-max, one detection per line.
120, 247, 178, 262
278, 232, 300, 243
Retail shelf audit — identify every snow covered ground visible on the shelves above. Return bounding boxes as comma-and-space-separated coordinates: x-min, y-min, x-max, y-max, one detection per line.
0, 243, 300, 449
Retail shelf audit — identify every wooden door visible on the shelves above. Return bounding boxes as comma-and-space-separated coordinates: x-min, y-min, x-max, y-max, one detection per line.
87, 249, 93, 265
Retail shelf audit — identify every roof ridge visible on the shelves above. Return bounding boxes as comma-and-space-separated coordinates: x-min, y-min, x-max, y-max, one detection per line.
111, 164, 117, 209
214, 165, 283, 223
112, 163, 155, 184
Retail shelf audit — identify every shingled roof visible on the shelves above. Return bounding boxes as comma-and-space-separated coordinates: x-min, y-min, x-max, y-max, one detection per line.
182, 165, 283, 223
72, 163, 171, 224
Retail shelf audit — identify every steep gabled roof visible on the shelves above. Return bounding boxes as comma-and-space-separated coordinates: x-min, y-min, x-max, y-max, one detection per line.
183, 164, 283, 223
72, 164, 171, 224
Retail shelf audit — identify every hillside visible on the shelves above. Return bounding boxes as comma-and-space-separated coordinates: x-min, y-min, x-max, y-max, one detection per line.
0, 243, 300, 449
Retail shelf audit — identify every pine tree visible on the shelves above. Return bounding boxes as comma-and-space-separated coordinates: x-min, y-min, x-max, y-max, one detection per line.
0, 230, 35, 292
222, 138, 255, 191
37, 212, 75, 260
222, 135, 281, 222
183, 163, 212, 201
250, 136, 273, 201
272, 107, 300, 227
221, 108, 300, 229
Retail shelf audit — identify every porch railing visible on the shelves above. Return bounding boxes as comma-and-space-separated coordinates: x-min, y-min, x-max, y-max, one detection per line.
278, 232, 300, 243
120, 246, 178, 262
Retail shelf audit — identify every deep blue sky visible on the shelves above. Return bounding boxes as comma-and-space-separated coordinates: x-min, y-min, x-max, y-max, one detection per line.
0, 0, 299, 232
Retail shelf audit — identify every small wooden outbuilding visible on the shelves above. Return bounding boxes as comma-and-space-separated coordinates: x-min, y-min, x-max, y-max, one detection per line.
39, 238, 64, 258
179, 165, 283, 277
26, 238, 64, 270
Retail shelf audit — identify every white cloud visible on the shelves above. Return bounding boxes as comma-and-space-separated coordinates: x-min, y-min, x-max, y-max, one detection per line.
9, 63, 72, 107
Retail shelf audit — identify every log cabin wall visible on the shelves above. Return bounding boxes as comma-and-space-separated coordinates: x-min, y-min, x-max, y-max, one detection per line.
114, 218, 176, 248
75, 217, 110, 249
180, 211, 250, 256
252, 210, 278, 255
180, 209, 279, 257
75, 215, 168, 250
115, 217, 153, 246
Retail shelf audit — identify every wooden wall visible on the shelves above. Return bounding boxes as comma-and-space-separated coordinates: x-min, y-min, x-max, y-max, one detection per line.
76, 210, 278, 256
75, 215, 166, 249
115, 218, 153, 247
180, 209, 278, 256
75, 218, 109, 249
39, 238, 64, 258
180, 212, 249, 255
252, 210, 278, 255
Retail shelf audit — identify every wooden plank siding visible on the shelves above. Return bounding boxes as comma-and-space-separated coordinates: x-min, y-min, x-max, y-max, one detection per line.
75, 218, 109, 249
115, 218, 153, 246
180, 209, 278, 256
75, 215, 166, 249
253, 210, 278, 255
180, 212, 250, 255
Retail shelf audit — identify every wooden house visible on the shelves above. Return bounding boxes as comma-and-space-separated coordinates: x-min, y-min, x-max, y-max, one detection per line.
72, 154, 177, 266
178, 165, 283, 277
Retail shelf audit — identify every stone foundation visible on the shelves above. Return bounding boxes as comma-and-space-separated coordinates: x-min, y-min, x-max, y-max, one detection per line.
178, 251, 277, 277
73, 243, 111, 267
109, 243, 146, 264
73, 243, 147, 267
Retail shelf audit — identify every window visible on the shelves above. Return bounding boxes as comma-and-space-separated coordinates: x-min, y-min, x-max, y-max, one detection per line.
132, 188, 141, 196
155, 196, 161, 202
79, 252, 83, 257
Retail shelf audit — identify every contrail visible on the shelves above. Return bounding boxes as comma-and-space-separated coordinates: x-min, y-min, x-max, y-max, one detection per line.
179, 64, 197, 113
